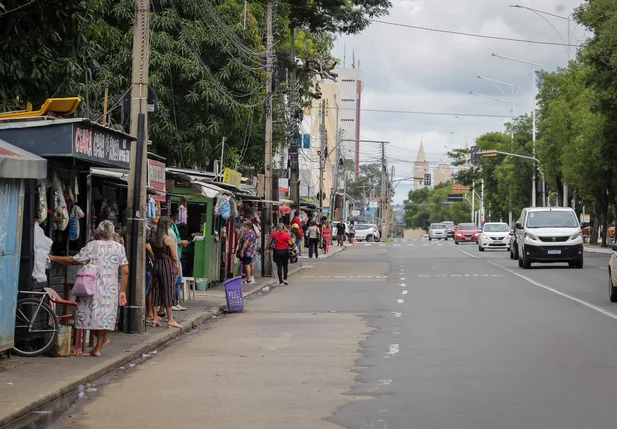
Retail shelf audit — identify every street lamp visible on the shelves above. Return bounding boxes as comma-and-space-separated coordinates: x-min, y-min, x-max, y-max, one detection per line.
469, 91, 509, 118
491, 53, 543, 207
477, 76, 520, 119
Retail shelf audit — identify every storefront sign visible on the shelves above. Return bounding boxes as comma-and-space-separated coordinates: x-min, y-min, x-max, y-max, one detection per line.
222, 168, 242, 188
148, 159, 166, 201
73, 126, 131, 168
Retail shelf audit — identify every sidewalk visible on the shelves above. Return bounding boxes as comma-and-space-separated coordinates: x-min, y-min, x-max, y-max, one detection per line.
585, 243, 613, 254
0, 244, 346, 427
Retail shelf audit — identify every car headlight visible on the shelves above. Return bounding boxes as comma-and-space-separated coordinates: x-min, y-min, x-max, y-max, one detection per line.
570, 231, 582, 241
482, 234, 489, 240
525, 232, 538, 241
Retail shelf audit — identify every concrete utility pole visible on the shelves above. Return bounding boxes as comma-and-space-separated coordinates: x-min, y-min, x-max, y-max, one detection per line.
380, 141, 386, 233
262, 2, 273, 277
125, 0, 150, 334
288, 28, 300, 213
319, 100, 326, 212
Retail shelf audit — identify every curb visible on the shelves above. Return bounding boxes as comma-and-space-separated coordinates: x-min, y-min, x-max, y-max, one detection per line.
585, 247, 612, 254
2, 246, 346, 427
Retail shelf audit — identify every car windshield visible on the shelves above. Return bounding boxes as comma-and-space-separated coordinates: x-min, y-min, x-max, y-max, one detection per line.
458, 224, 477, 230
483, 224, 509, 233
443, 222, 455, 228
355, 224, 372, 230
430, 224, 446, 229
526, 211, 578, 228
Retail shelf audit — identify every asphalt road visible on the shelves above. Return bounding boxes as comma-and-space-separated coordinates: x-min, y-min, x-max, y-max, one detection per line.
49, 239, 617, 429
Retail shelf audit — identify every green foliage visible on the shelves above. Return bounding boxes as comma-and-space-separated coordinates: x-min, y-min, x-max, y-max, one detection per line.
404, 183, 472, 229
347, 163, 381, 200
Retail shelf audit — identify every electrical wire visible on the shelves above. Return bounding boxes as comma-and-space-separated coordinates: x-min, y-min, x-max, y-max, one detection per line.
0, 0, 37, 16
331, 107, 516, 118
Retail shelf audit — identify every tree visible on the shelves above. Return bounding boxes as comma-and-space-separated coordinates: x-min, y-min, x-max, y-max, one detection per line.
347, 163, 382, 201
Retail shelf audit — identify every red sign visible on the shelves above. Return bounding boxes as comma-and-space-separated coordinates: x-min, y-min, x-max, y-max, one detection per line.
148, 159, 166, 201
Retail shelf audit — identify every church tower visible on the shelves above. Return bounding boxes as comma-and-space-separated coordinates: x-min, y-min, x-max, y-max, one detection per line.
413, 140, 429, 190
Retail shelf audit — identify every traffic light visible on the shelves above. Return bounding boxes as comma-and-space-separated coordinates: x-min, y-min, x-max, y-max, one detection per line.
424, 173, 431, 186
471, 145, 480, 165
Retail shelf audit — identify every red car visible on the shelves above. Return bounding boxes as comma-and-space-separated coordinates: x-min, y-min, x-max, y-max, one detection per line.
454, 223, 480, 244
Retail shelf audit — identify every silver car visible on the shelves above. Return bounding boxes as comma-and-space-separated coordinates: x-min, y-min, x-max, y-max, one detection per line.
428, 223, 448, 241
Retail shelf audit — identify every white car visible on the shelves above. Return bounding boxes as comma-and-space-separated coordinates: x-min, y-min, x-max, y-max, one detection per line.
428, 223, 448, 241
354, 224, 380, 242
514, 207, 584, 269
478, 222, 511, 252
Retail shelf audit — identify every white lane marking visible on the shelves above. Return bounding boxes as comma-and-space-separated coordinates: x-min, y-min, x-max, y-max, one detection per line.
408, 243, 415, 246
386, 344, 400, 358
378, 379, 392, 386
397, 299, 405, 304
402, 239, 408, 242
399, 283, 406, 287
437, 244, 443, 246
364, 243, 371, 246
453, 247, 481, 259
400, 277, 406, 280
402, 290, 408, 295
600, 266, 607, 270
422, 244, 429, 246
489, 261, 617, 322
392, 312, 402, 318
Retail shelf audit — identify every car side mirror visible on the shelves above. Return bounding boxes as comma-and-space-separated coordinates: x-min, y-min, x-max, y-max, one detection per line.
515, 222, 522, 230
612, 244, 617, 252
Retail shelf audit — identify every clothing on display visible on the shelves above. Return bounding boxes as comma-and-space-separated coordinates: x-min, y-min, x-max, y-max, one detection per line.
178, 198, 188, 224
36, 180, 48, 224
52, 173, 69, 231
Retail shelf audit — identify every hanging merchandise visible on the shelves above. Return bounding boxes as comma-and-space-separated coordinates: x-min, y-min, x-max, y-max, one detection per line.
68, 205, 85, 241
178, 198, 188, 224
221, 199, 231, 220
154, 201, 161, 223
64, 186, 75, 205
101, 199, 119, 220
148, 197, 157, 219
33, 223, 53, 283
35, 180, 48, 224
214, 196, 225, 216
230, 198, 239, 218
52, 173, 69, 231
73, 176, 80, 199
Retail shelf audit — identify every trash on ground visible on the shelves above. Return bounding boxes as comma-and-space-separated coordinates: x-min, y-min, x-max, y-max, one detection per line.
262, 286, 270, 292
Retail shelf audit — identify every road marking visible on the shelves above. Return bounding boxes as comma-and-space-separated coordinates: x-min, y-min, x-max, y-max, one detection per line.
397, 299, 404, 304
400, 277, 406, 280
422, 244, 429, 246
453, 247, 481, 259
402, 290, 408, 295
399, 283, 406, 287
392, 312, 402, 318
386, 344, 400, 358
489, 261, 617, 322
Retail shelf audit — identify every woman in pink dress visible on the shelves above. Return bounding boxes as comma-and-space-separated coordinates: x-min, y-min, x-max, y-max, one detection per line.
321, 221, 332, 254
49, 220, 128, 357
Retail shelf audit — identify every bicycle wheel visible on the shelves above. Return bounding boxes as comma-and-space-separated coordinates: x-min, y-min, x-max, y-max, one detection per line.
13, 298, 58, 357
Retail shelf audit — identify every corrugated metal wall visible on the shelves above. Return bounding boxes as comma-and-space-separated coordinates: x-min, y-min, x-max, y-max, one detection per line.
0, 179, 25, 352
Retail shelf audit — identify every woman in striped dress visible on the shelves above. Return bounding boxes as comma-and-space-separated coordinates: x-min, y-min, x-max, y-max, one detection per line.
146, 216, 182, 328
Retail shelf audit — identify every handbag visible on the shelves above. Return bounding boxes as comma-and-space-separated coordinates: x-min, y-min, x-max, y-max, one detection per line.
73, 242, 100, 297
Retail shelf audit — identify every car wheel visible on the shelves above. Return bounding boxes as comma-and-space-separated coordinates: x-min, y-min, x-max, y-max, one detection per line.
367, 235, 374, 242
429, 237, 432, 241
574, 258, 584, 269
445, 237, 448, 241
455, 241, 459, 245
518, 255, 523, 267
609, 270, 617, 302
479, 246, 485, 252
522, 256, 531, 269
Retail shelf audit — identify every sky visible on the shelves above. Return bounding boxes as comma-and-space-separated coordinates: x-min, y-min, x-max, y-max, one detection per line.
332, 0, 589, 204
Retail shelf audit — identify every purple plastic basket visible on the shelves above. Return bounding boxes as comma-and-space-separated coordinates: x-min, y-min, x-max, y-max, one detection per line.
223, 276, 244, 312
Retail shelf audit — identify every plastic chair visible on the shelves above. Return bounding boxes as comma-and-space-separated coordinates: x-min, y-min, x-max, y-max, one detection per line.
182, 277, 197, 301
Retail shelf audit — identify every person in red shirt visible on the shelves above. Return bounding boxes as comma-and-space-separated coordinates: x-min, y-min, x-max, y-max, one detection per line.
268, 224, 295, 285
290, 211, 304, 253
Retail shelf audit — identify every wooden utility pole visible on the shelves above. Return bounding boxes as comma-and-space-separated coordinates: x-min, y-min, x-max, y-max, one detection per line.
262, 2, 273, 277
288, 27, 300, 213
125, 0, 150, 334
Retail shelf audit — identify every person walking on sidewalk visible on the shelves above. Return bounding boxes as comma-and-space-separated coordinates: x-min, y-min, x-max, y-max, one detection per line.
308, 219, 320, 258
291, 211, 304, 254
269, 224, 295, 285
322, 221, 332, 254
49, 220, 129, 357
146, 217, 182, 329
336, 221, 346, 246
169, 210, 189, 312
348, 221, 356, 244
239, 218, 257, 284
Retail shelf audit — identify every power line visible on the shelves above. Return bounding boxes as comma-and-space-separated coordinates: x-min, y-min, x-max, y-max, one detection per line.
0, 0, 37, 16
372, 20, 582, 47
331, 107, 516, 118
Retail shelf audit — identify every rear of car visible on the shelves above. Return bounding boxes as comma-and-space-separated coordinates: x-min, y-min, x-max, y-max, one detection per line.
479, 222, 510, 251
516, 207, 584, 269
428, 223, 448, 240
442, 221, 455, 237
354, 224, 380, 242
455, 223, 479, 244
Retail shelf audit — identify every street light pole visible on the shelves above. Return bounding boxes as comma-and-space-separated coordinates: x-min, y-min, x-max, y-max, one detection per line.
491, 53, 542, 207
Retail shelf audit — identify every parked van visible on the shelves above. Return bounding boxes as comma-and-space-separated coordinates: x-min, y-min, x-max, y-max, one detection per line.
515, 207, 583, 269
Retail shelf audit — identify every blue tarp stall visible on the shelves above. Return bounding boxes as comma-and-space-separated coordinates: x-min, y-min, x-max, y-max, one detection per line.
0, 139, 47, 353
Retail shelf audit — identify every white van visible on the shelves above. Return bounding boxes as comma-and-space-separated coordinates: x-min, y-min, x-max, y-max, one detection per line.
515, 207, 584, 269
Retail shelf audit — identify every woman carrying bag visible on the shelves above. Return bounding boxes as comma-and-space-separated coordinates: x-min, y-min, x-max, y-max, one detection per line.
268, 224, 296, 285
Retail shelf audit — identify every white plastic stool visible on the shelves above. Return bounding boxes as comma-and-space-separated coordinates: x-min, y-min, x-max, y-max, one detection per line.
182, 277, 197, 301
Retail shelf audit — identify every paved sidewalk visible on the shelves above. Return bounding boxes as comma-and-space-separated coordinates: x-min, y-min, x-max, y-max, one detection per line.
585, 244, 613, 254
0, 245, 346, 427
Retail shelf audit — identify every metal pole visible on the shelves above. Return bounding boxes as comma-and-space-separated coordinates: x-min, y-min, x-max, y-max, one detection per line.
126, 0, 150, 334
532, 62, 537, 208
481, 179, 485, 226
262, 2, 273, 277
319, 100, 325, 213
288, 27, 300, 213
220, 136, 226, 177
472, 181, 475, 224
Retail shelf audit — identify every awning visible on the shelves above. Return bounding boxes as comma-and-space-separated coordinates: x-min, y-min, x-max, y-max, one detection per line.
195, 181, 233, 199
0, 139, 47, 179
89, 167, 164, 195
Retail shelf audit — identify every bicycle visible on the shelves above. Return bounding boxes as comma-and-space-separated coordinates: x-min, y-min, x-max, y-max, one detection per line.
13, 291, 60, 357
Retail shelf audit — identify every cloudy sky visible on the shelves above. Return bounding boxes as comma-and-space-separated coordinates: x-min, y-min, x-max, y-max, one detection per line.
333, 0, 588, 204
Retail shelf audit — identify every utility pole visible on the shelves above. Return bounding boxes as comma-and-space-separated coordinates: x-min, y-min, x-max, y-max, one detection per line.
319, 100, 326, 212
481, 178, 485, 226
288, 27, 300, 214
219, 136, 226, 177
380, 141, 386, 234
472, 181, 476, 224
126, 0, 150, 334
262, 2, 273, 277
